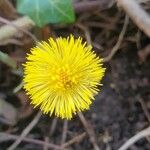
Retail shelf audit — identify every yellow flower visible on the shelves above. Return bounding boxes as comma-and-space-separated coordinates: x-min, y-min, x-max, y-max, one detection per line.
23, 35, 105, 119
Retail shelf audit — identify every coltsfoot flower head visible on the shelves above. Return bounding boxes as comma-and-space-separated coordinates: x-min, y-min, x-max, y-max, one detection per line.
23, 35, 105, 119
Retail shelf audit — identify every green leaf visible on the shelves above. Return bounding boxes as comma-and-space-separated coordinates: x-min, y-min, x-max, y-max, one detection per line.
0, 51, 17, 69
16, 0, 75, 27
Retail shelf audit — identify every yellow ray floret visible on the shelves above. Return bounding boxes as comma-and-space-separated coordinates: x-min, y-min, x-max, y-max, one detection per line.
23, 35, 105, 119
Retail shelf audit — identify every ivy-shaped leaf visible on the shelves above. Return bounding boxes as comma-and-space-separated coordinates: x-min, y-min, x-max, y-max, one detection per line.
16, 0, 75, 27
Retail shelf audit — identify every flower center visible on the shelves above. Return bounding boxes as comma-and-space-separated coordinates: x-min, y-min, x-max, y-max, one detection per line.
59, 70, 73, 89
53, 65, 79, 91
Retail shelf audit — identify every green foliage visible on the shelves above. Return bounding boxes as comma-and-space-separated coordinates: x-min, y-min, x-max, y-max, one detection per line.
16, 0, 75, 27
0, 51, 17, 69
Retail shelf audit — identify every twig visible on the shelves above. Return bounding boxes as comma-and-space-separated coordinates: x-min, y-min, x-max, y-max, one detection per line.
0, 132, 61, 150
86, 21, 115, 30
8, 111, 42, 150
0, 131, 86, 149
76, 23, 92, 45
118, 126, 150, 150
49, 118, 58, 137
0, 39, 23, 46
62, 132, 86, 148
61, 120, 68, 145
74, 0, 114, 13
138, 0, 150, 3
43, 136, 50, 150
103, 15, 129, 62
78, 112, 100, 150
138, 96, 150, 123
117, 0, 150, 37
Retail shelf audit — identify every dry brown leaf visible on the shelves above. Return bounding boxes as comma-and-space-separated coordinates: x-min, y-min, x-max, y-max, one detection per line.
16, 91, 34, 119
0, 98, 18, 125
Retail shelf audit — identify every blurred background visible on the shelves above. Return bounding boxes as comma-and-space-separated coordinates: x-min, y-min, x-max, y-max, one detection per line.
0, 0, 150, 149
